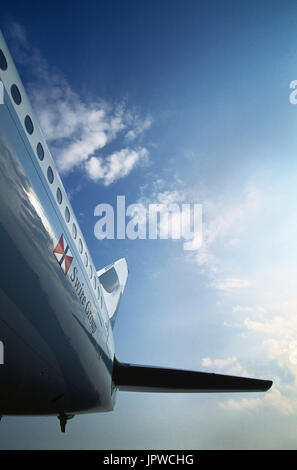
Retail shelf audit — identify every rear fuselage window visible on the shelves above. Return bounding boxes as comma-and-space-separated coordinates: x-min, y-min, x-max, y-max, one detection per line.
0, 49, 7, 70
11, 84, 21, 105
47, 166, 54, 184
24, 115, 34, 135
56, 188, 62, 204
36, 142, 44, 161
65, 206, 70, 223
72, 223, 77, 239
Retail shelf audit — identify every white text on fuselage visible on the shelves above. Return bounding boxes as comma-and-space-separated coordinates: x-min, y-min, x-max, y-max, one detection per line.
70, 266, 97, 333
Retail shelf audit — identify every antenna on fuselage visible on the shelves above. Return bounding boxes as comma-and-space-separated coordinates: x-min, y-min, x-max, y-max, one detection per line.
58, 413, 75, 433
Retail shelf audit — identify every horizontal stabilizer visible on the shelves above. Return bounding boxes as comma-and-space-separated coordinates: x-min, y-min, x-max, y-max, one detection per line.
112, 357, 272, 393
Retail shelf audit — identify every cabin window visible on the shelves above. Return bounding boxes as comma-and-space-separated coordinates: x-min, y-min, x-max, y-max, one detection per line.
79, 239, 83, 254
84, 252, 88, 267
11, 84, 21, 105
56, 188, 62, 205
72, 223, 77, 239
0, 49, 7, 70
24, 115, 34, 135
89, 264, 93, 278
47, 166, 54, 184
36, 142, 44, 161
65, 206, 70, 223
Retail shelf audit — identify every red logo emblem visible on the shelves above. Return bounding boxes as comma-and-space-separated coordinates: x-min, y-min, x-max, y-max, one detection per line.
53, 234, 73, 275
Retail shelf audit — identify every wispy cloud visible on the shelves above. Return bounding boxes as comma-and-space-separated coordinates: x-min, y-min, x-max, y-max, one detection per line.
135, 187, 202, 249
233, 305, 267, 314
125, 116, 152, 142
8, 23, 151, 184
219, 387, 296, 416
191, 187, 263, 274
223, 292, 297, 417
201, 356, 249, 377
214, 278, 250, 290
202, 355, 296, 416
85, 147, 149, 186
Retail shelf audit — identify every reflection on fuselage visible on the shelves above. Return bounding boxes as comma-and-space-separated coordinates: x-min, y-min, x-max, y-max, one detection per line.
0, 82, 115, 416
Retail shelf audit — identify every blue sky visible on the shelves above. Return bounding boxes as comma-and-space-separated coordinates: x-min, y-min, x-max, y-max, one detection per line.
1, 0, 297, 449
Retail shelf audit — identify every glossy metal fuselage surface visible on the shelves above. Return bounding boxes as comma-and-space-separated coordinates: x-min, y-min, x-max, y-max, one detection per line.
0, 36, 115, 416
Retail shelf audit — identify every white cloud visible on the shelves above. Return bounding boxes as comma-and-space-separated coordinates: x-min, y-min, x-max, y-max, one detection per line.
233, 305, 266, 314
243, 310, 297, 374
203, 352, 297, 417
9, 23, 151, 182
135, 188, 202, 248
9, 22, 30, 49
220, 386, 296, 416
203, 355, 297, 416
202, 188, 262, 247
228, 295, 297, 417
244, 316, 293, 336
201, 356, 249, 377
85, 147, 148, 186
125, 116, 152, 141
186, 186, 264, 277
214, 278, 250, 290
30, 80, 147, 178
219, 396, 263, 412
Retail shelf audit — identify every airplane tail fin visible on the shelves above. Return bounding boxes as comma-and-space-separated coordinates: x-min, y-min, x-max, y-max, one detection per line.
112, 357, 272, 393
97, 258, 128, 328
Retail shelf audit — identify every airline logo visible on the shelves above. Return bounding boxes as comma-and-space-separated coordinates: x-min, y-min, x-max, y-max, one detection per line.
53, 234, 73, 275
